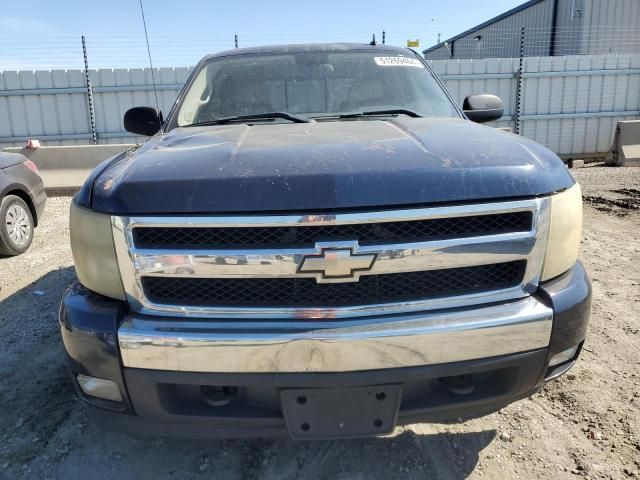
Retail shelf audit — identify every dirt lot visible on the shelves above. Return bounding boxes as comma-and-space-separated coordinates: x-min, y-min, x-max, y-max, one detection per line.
0, 165, 638, 480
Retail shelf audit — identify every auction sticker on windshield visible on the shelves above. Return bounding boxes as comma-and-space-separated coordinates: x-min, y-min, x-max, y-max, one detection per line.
374, 57, 424, 68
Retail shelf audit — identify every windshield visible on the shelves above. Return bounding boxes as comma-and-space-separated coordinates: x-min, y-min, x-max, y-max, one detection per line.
174, 50, 458, 126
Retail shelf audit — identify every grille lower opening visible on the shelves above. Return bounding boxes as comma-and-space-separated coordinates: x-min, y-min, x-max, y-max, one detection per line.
133, 212, 533, 250
141, 261, 526, 309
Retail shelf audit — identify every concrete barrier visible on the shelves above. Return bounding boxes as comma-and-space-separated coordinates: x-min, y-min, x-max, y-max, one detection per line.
607, 120, 640, 167
569, 159, 585, 169
2, 144, 135, 192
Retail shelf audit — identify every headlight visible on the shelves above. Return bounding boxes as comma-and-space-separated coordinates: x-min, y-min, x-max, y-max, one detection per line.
540, 183, 582, 281
70, 202, 125, 300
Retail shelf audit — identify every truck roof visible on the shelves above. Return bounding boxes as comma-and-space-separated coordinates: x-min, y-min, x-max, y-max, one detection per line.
202, 42, 413, 61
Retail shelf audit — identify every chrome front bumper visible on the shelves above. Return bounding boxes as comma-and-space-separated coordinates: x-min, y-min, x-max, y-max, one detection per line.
118, 296, 552, 373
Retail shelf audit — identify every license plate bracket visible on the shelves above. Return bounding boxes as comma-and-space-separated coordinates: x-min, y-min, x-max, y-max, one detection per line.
281, 385, 402, 440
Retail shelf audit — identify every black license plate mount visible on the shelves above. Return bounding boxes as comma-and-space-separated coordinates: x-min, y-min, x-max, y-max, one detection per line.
281, 385, 402, 440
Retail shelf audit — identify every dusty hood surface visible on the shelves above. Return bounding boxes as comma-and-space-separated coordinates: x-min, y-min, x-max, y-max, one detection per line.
88, 118, 574, 214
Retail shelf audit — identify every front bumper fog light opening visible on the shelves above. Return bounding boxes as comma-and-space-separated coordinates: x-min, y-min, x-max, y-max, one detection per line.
548, 344, 580, 368
544, 343, 582, 381
77, 374, 123, 402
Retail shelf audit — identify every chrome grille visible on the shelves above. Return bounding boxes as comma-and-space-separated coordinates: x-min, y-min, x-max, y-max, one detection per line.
111, 198, 551, 319
132, 212, 533, 249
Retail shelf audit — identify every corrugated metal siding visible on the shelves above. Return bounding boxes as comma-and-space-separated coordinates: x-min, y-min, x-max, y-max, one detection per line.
423, 45, 448, 60
428, 53, 640, 155
580, 0, 640, 31
424, 0, 640, 59
428, 58, 518, 131
0, 67, 191, 148
551, 0, 584, 55
579, 0, 640, 55
424, 0, 555, 59
89, 67, 191, 144
454, 0, 555, 59
2, 55, 639, 156
0, 70, 90, 146
520, 53, 640, 154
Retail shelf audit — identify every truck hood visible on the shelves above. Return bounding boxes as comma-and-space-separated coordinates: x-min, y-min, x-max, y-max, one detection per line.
89, 118, 574, 214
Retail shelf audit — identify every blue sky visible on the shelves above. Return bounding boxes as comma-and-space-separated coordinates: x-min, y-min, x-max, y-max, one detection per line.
0, 0, 525, 69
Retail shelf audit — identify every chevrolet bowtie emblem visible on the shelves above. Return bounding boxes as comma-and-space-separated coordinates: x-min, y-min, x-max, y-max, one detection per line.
298, 242, 377, 283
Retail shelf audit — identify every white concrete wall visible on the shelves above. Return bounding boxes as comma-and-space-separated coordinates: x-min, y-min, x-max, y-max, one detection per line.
3, 144, 133, 190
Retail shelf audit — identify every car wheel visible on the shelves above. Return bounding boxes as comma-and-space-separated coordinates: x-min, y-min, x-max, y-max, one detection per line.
0, 195, 34, 256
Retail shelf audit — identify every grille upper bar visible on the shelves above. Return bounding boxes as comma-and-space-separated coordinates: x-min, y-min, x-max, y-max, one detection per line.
117, 199, 543, 228
132, 211, 532, 249
111, 198, 551, 320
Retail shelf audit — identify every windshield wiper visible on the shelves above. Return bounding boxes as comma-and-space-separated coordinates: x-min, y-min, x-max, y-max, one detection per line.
314, 109, 422, 120
185, 112, 310, 127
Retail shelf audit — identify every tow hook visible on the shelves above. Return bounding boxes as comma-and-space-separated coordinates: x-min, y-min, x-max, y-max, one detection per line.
440, 374, 475, 395
201, 386, 239, 406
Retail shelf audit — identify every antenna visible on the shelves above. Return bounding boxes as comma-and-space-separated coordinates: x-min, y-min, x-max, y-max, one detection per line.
138, 0, 160, 114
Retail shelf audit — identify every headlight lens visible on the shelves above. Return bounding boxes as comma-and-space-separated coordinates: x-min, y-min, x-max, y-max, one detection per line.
70, 202, 125, 300
541, 183, 582, 281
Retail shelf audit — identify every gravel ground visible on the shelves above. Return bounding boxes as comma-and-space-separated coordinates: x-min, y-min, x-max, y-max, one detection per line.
0, 166, 639, 480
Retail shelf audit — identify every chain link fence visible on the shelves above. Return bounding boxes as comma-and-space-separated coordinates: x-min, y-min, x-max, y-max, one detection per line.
1, 26, 639, 69
423, 26, 640, 60
1, 27, 639, 157
0, 31, 402, 70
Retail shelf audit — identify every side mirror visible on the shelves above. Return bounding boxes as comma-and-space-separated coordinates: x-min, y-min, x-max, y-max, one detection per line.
124, 107, 162, 136
463, 94, 504, 123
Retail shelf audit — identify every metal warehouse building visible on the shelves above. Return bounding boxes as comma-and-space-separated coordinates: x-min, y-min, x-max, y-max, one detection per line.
422, 0, 640, 59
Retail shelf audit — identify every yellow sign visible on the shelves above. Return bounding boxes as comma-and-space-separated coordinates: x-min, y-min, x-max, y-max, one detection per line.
406, 39, 420, 48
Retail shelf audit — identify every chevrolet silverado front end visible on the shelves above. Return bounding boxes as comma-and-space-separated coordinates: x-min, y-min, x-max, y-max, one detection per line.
60, 43, 590, 439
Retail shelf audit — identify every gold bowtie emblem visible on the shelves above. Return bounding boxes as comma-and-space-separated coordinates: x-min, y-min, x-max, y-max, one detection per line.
298, 245, 376, 283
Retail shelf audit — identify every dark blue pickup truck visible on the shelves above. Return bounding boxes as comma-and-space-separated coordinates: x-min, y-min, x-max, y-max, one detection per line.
60, 43, 590, 439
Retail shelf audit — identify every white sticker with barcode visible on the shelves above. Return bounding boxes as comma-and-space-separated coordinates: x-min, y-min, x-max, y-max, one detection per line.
374, 56, 424, 68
